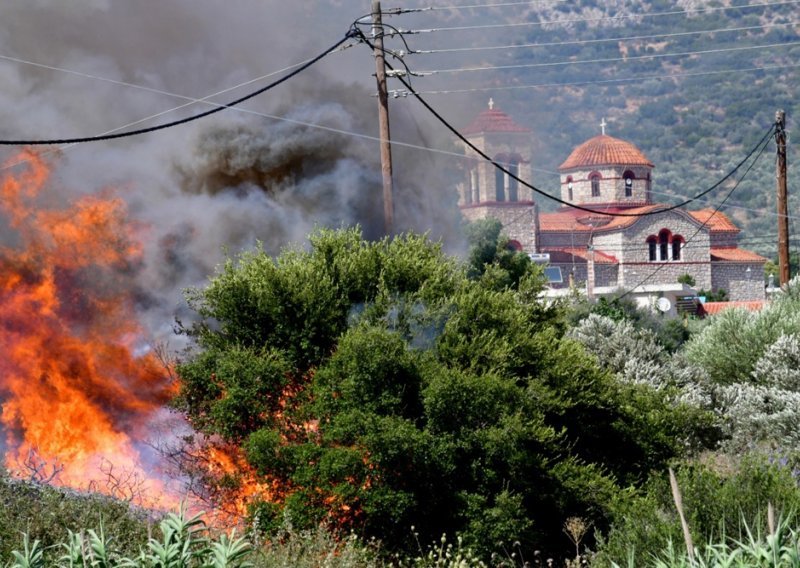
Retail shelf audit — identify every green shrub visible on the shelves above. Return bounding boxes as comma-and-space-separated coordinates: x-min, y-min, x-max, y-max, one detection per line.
594, 456, 800, 567
610, 516, 800, 567
0, 468, 150, 562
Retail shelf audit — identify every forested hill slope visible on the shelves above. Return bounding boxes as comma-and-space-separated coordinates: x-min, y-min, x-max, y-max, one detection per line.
392, 0, 800, 257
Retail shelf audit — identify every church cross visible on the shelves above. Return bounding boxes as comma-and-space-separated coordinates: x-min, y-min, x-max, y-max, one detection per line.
600, 117, 607, 135
488, 98, 495, 110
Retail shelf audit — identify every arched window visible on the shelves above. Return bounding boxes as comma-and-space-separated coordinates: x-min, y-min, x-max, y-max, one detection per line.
566, 175, 574, 201
646, 173, 652, 201
508, 158, 519, 201
647, 237, 657, 261
494, 155, 506, 201
469, 168, 479, 203
672, 235, 684, 261
623, 170, 635, 197
507, 239, 523, 251
590, 172, 601, 197
659, 229, 670, 261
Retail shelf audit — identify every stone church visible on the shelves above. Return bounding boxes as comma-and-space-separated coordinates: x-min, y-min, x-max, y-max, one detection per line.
457, 101, 766, 304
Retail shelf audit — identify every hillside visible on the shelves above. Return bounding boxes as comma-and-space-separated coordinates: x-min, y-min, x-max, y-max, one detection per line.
388, 0, 800, 257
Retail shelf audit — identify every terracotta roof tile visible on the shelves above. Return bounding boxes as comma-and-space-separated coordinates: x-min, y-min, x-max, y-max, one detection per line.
701, 301, 765, 315
559, 134, 654, 170
538, 205, 662, 232
710, 247, 767, 262
688, 209, 740, 233
462, 108, 530, 135
542, 247, 618, 264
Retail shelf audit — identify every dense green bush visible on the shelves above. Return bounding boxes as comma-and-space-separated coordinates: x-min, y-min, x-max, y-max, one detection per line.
0, 468, 151, 562
594, 457, 800, 567
174, 227, 696, 561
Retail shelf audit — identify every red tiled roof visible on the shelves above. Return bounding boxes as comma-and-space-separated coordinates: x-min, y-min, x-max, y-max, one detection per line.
559, 134, 654, 170
700, 301, 765, 316
688, 209, 741, 233
539, 205, 746, 238
462, 108, 530, 135
710, 247, 767, 262
539, 205, 663, 232
543, 247, 618, 264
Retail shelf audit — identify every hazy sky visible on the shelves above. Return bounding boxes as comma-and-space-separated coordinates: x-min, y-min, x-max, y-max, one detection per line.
0, 1, 477, 340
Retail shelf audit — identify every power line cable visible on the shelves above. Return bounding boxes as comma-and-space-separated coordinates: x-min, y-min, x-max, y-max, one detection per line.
0, 45, 548, 177
412, 21, 800, 54
417, 39, 800, 74
364, 48, 777, 218
558, 236, 791, 254
354, 17, 780, 219
390, 0, 566, 13
399, 0, 800, 33
407, 61, 800, 94
0, 48, 353, 113
646, 188, 793, 221
0, 33, 354, 146
617, 131, 774, 299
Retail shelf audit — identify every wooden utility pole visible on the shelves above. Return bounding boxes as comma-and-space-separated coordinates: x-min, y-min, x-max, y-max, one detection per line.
776, 110, 790, 286
372, 0, 394, 235
586, 241, 595, 300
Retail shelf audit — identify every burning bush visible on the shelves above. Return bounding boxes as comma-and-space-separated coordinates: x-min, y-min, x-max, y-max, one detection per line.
0, 151, 177, 507
173, 227, 705, 560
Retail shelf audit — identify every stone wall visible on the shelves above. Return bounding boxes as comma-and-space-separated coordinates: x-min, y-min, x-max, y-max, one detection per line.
550, 262, 586, 288
461, 202, 538, 252
711, 262, 766, 301
540, 232, 591, 249
548, 261, 617, 289
709, 233, 740, 248
595, 263, 619, 287
617, 261, 712, 291
560, 164, 652, 205
607, 210, 713, 290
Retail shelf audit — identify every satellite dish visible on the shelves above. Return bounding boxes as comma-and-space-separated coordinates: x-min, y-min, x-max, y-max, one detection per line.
656, 297, 672, 313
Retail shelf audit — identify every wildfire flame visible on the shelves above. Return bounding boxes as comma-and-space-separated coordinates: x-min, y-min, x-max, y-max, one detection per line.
0, 150, 177, 507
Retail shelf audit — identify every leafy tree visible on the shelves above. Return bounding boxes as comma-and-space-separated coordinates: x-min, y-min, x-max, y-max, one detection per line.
697, 288, 729, 303
463, 217, 535, 290
174, 227, 700, 560
764, 252, 800, 283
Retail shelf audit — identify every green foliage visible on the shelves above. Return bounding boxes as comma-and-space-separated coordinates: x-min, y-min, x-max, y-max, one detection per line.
677, 274, 696, 287
697, 288, 729, 303
569, 294, 694, 354
0, 469, 150, 563
595, 457, 800, 567
765, 253, 800, 283
248, 526, 379, 568
463, 218, 538, 291
175, 228, 699, 561
5, 508, 253, 568
686, 279, 800, 385
610, 516, 800, 568
493, 1, 800, 258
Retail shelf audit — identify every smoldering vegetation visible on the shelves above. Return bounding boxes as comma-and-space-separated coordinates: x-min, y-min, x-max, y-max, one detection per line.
0, 1, 470, 344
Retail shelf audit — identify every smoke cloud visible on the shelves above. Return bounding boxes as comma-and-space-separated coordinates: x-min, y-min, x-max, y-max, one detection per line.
0, 1, 471, 347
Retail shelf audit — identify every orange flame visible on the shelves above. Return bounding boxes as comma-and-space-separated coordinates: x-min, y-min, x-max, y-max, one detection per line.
0, 151, 177, 508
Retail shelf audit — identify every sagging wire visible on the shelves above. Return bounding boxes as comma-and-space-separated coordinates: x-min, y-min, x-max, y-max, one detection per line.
0, 32, 356, 145
357, 23, 777, 218
616, 129, 775, 299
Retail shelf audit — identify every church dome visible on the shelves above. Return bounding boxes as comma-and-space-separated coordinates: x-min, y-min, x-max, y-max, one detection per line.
559, 134, 653, 170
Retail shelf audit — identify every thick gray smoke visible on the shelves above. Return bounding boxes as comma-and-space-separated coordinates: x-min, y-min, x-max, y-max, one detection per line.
0, 1, 468, 344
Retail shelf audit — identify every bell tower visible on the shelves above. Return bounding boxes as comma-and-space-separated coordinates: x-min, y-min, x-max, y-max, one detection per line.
457, 99, 538, 251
